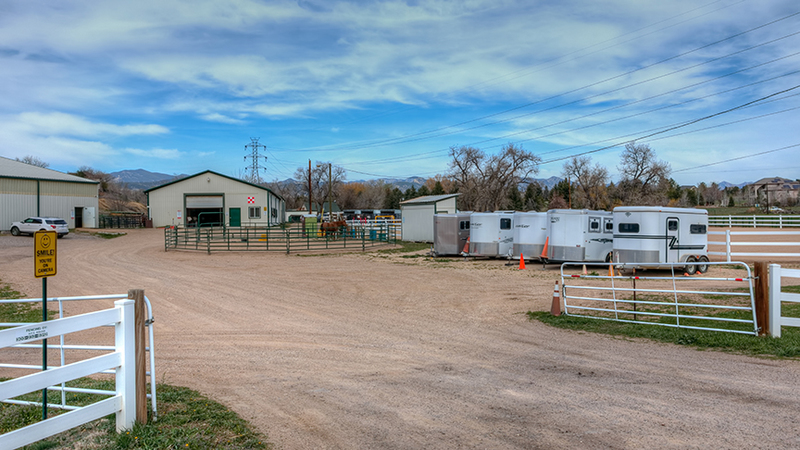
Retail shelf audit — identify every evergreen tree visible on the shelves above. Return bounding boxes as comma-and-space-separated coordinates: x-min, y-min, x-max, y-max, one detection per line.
507, 184, 524, 211
431, 181, 445, 195
404, 186, 417, 199
417, 185, 430, 197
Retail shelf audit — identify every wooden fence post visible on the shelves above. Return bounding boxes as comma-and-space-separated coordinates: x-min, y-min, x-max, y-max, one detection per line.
753, 262, 769, 336
127, 289, 148, 424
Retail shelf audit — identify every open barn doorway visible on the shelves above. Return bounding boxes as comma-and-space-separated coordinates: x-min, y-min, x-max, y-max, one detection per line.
185, 195, 224, 227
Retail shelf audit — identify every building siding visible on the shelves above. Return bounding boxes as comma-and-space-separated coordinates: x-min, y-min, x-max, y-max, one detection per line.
1, 178, 99, 230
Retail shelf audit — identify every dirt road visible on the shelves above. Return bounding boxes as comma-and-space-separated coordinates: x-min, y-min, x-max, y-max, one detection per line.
2, 230, 799, 449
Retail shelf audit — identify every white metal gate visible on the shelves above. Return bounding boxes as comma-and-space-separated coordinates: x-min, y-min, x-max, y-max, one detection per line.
560, 262, 758, 335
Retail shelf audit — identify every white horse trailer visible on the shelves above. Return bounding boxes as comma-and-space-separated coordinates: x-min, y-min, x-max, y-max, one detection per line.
433, 213, 472, 256
612, 206, 709, 274
469, 211, 515, 258
545, 209, 614, 262
512, 211, 548, 260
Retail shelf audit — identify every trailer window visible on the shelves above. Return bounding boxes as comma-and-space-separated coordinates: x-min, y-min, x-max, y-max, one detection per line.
690, 224, 707, 234
500, 218, 512, 230
460, 220, 470, 230
589, 217, 600, 233
619, 223, 639, 233
668, 220, 678, 231
604, 219, 614, 233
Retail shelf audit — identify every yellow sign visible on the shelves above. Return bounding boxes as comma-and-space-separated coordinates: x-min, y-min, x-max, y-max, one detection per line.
34, 230, 57, 278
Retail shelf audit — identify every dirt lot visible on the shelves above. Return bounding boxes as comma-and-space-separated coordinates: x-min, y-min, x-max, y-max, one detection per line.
2, 229, 800, 449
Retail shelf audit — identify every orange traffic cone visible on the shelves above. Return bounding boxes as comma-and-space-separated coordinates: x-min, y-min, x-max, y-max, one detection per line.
582, 264, 588, 275
608, 264, 614, 278
519, 253, 526, 270
540, 237, 549, 259
462, 237, 470, 255
550, 281, 561, 316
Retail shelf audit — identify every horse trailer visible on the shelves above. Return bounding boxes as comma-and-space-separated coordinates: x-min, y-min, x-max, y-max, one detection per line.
469, 211, 515, 258
545, 209, 614, 262
612, 206, 709, 274
433, 213, 472, 256
512, 211, 548, 260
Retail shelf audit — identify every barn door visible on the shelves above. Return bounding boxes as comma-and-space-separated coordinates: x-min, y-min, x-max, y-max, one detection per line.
230, 208, 241, 227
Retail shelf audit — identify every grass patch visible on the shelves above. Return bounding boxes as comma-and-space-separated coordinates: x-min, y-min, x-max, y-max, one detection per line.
377, 241, 431, 254
528, 311, 800, 358
0, 378, 273, 449
95, 232, 126, 239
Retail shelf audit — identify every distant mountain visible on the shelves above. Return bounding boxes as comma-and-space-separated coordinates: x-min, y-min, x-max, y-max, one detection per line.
717, 181, 751, 189
110, 169, 188, 190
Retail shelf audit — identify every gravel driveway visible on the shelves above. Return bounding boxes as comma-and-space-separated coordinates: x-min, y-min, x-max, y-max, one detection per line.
1, 229, 799, 449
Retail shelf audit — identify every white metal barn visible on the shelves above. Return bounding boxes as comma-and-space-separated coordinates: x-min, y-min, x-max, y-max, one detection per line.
469, 211, 515, 258
512, 211, 548, 261
400, 194, 459, 242
433, 212, 472, 256
612, 206, 709, 273
145, 170, 285, 228
1, 156, 99, 230
546, 209, 614, 262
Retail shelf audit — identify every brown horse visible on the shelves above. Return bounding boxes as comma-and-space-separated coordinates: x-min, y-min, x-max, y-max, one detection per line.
320, 220, 348, 239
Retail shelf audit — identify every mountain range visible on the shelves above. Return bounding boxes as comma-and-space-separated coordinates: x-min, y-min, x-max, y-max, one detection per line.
110, 169, 751, 191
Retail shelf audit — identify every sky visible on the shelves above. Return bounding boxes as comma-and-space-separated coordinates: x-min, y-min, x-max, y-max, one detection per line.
1, 0, 799, 186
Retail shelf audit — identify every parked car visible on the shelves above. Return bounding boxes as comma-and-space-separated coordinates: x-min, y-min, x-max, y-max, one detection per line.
10, 217, 69, 238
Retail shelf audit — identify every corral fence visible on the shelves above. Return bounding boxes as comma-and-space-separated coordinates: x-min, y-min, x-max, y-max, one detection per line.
768, 264, 800, 338
0, 294, 153, 449
708, 230, 800, 261
709, 214, 800, 228
99, 213, 146, 229
164, 222, 400, 253
559, 262, 758, 335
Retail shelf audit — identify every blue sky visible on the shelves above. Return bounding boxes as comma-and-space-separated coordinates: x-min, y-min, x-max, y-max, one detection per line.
1, 0, 798, 185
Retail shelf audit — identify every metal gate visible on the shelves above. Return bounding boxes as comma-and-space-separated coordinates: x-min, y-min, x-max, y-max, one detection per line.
559, 262, 757, 335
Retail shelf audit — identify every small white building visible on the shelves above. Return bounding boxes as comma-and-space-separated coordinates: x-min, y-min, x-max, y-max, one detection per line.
400, 194, 459, 242
1, 156, 99, 229
145, 170, 285, 228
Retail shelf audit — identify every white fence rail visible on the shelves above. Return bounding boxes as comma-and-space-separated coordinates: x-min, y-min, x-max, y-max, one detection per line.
0, 294, 157, 419
708, 230, 800, 261
0, 300, 136, 450
560, 262, 757, 335
768, 264, 800, 338
709, 215, 800, 228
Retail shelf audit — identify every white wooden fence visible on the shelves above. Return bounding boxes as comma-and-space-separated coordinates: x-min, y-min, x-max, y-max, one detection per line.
768, 264, 800, 338
709, 215, 800, 228
708, 230, 800, 261
0, 300, 136, 449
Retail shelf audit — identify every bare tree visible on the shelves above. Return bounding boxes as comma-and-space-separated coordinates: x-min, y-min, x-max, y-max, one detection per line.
15, 155, 49, 168
562, 156, 610, 210
293, 162, 346, 213
448, 144, 540, 211
617, 143, 671, 205
266, 179, 305, 210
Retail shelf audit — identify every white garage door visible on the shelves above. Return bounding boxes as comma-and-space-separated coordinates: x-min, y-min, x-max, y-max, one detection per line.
186, 196, 223, 208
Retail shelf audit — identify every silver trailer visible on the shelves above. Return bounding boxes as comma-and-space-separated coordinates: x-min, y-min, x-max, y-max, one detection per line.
612, 206, 709, 274
433, 213, 472, 256
546, 209, 614, 262
469, 211, 515, 258
512, 211, 547, 260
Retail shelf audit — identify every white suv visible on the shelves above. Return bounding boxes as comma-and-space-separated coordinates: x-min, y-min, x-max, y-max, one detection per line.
10, 217, 69, 238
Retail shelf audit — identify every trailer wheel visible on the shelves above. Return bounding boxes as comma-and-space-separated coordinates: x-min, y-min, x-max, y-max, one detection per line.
605, 252, 613, 263
684, 256, 697, 275
696, 255, 709, 274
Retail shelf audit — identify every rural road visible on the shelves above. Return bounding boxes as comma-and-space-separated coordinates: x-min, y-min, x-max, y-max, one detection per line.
1, 229, 799, 449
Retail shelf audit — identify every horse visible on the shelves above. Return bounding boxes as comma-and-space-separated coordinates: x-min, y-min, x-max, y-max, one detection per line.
320, 220, 348, 239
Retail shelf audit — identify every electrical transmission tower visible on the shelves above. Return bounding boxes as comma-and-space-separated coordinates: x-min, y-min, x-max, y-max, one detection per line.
243, 137, 268, 184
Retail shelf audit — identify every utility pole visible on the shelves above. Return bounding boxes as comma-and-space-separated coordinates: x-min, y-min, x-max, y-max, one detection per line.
308, 159, 312, 214
328, 163, 332, 222
243, 138, 267, 184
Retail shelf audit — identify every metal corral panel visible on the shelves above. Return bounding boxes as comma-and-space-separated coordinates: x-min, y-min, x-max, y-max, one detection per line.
146, 171, 285, 228
1, 178, 99, 229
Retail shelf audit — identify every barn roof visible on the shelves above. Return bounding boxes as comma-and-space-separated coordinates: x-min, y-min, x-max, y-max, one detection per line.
0, 156, 99, 184
399, 194, 460, 205
144, 169, 284, 200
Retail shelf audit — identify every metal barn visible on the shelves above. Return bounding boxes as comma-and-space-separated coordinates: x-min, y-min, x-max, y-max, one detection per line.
145, 170, 285, 228
1, 156, 99, 230
400, 194, 459, 242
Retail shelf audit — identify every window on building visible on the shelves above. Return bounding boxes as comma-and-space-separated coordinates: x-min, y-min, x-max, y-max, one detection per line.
249, 207, 261, 219
271, 208, 278, 219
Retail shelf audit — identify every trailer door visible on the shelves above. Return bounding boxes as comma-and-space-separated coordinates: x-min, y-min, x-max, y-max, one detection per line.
666, 217, 679, 263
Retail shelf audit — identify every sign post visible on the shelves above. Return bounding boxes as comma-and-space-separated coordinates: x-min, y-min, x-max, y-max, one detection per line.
34, 230, 57, 420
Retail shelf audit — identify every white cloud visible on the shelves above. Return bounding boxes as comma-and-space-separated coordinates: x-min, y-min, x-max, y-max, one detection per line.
8, 112, 168, 138
125, 148, 183, 159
